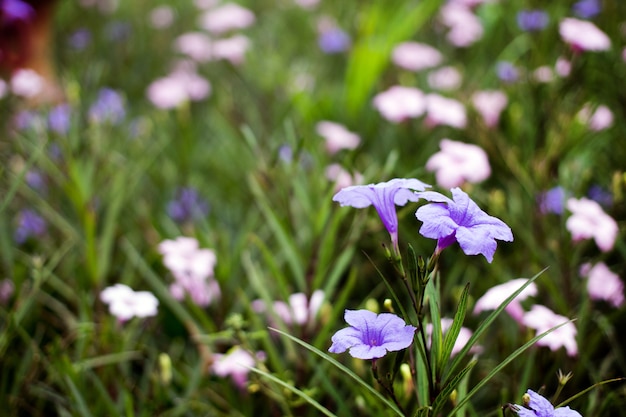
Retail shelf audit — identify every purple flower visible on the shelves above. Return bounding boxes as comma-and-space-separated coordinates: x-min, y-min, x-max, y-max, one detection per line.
48, 104, 71, 135
537, 186, 567, 215
332, 178, 430, 254
25, 170, 47, 194
573, 0, 601, 19
587, 185, 612, 207
68, 28, 92, 50
1, 0, 34, 23
329, 309, 416, 359
517, 10, 549, 32
318, 28, 351, 54
415, 188, 513, 262
167, 187, 209, 223
89, 88, 126, 124
514, 389, 582, 417
14, 209, 47, 244
496, 61, 519, 83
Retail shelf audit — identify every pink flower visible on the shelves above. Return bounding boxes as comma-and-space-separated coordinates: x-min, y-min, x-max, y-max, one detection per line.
211, 347, 260, 389
555, 57, 571, 77
425, 139, 490, 188
533, 66, 554, 83
100, 284, 159, 321
426, 318, 478, 356
566, 197, 618, 252
559, 18, 610, 52
10, 69, 44, 98
199, 3, 255, 34
315, 121, 360, 154
252, 290, 325, 327
581, 262, 624, 307
212, 35, 250, 65
577, 103, 614, 131
0, 279, 14, 303
294, 0, 319, 9
427, 66, 462, 91
522, 305, 577, 356
391, 42, 443, 72
325, 164, 363, 191
149, 6, 174, 29
471, 90, 508, 127
158, 237, 220, 306
440, 4, 483, 47
147, 66, 211, 109
174, 32, 213, 62
474, 278, 538, 324
424, 94, 467, 128
372, 86, 426, 123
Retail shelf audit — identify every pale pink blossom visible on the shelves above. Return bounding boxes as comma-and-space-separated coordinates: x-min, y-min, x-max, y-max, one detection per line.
474, 278, 538, 323
577, 104, 614, 131
100, 284, 159, 321
212, 35, 250, 65
294, 0, 319, 9
199, 3, 255, 34
10, 69, 44, 98
211, 347, 261, 389
440, 4, 483, 47
426, 139, 490, 188
149, 6, 174, 29
325, 164, 363, 191
372, 86, 426, 123
315, 121, 360, 154
471, 90, 508, 127
522, 304, 577, 356
448, 0, 495, 6
424, 94, 466, 128
391, 42, 443, 72
147, 68, 211, 109
252, 290, 325, 327
581, 262, 624, 307
426, 318, 478, 356
427, 66, 462, 91
566, 197, 618, 252
559, 18, 611, 52
533, 66, 554, 83
158, 237, 220, 306
174, 32, 213, 62
0, 279, 14, 303
555, 57, 571, 77
194, 0, 219, 9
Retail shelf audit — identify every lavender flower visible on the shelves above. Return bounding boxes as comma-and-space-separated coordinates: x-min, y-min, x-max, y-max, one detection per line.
514, 389, 582, 417
496, 61, 519, 83
318, 28, 351, 54
329, 309, 416, 360
415, 188, 513, 262
573, 0, 601, 19
537, 186, 567, 215
14, 209, 47, 244
1, 0, 34, 23
89, 88, 126, 124
48, 104, 71, 135
332, 178, 430, 254
68, 28, 92, 50
167, 187, 209, 223
516, 10, 549, 32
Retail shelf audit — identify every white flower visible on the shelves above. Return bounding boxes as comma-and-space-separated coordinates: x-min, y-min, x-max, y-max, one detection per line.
100, 284, 159, 321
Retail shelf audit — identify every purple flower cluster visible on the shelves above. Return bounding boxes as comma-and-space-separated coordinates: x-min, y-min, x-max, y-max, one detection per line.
14, 209, 47, 244
167, 187, 210, 223
517, 10, 549, 32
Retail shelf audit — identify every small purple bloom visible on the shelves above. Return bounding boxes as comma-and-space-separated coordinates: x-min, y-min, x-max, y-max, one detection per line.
573, 0, 601, 19
537, 186, 567, 215
1, 0, 34, 23
318, 28, 351, 54
496, 61, 519, 83
415, 188, 513, 262
167, 187, 209, 223
587, 184, 612, 208
517, 10, 549, 32
278, 144, 293, 163
329, 309, 416, 360
68, 28, 92, 50
14, 209, 47, 244
25, 170, 47, 194
89, 88, 126, 125
514, 389, 582, 417
105, 21, 132, 42
333, 178, 430, 254
48, 104, 71, 135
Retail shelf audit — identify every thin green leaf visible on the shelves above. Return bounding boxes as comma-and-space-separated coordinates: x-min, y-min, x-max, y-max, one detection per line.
438, 283, 470, 378
431, 360, 476, 415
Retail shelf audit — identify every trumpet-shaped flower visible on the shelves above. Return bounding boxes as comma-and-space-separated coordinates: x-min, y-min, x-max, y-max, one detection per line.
252, 290, 325, 326
315, 121, 360, 154
559, 18, 610, 52
211, 347, 260, 389
424, 94, 467, 129
566, 197, 617, 252
333, 178, 430, 253
515, 389, 582, 417
329, 310, 416, 360
522, 305, 577, 356
391, 42, 443, 72
372, 86, 426, 123
426, 139, 491, 188
581, 262, 624, 307
199, 3, 255, 34
471, 90, 508, 127
415, 188, 513, 262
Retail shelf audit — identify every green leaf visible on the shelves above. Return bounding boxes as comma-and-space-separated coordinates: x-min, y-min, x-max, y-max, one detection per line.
431, 360, 476, 415
437, 283, 470, 378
